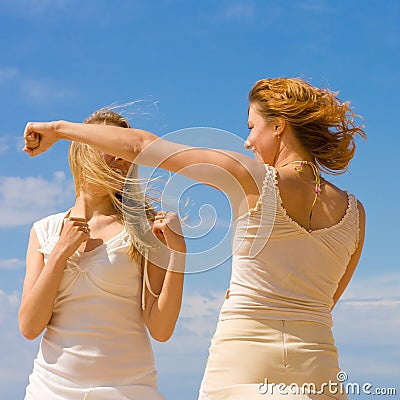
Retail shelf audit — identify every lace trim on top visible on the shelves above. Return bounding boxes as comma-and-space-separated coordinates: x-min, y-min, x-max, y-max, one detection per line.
353, 197, 360, 254
269, 165, 358, 235
248, 167, 274, 215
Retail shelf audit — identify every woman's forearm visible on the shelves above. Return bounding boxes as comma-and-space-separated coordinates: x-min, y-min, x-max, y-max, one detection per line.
55, 120, 158, 163
18, 249, 68, 340
146, 251, 185, 342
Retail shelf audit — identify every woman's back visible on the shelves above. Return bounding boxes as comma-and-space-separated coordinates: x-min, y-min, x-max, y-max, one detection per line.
221, 165, 360, 327
276, 167, 350, 232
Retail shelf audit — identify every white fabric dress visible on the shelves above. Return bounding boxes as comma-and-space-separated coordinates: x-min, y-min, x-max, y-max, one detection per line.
24, 211, 166, 400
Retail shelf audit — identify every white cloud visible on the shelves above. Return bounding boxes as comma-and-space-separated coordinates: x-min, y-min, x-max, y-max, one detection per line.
222, 2, 255, 21
0, 68, 19, 85
2, 0, 70, 17
0, 136, 10, 154
22, 77, 74, 102
0, 67, 75, 103
0, 258, 25, 270
0, 135, 25, 155
203, 1, 256, 24
0, 171, 75, 228
333, 302, 400, 382
334, 298, 400, 344
179, 291, 225, 336
340, 273, 400, 301
332, 273, 400, 382
150, 292, 223, 396
298, 1, 336, 13
0, 290, 19, 317
0, 289, 39, 399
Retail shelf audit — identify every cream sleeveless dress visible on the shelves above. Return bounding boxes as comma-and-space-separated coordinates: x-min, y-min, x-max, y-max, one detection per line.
198, 165, 360, 400
24, 211, 166, 400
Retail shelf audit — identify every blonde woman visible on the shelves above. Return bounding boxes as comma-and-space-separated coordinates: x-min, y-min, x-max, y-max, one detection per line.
19, 110, 186, 400
24, 78, 366, 399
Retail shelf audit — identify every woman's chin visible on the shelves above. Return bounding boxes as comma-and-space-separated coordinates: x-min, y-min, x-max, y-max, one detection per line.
253, 152, 265, 164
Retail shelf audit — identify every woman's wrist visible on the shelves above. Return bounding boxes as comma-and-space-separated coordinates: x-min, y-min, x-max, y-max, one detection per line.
167, 250, 186, 273
52, 120, 68, 140
166, 239, 186, 253
50, 243, 70, 265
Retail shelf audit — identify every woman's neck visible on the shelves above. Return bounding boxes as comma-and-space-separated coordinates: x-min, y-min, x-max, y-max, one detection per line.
272, 125, 314, 167
71, 190, 116, 220
274, 149, 314, 168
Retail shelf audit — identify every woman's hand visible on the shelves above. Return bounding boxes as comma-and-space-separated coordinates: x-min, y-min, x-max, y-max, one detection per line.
53, 217, 91, 260
152, 211, 186, 253
23, 121, 60, 157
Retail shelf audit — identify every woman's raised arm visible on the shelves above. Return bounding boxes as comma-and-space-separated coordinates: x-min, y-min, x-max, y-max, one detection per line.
24, 121, 265, 202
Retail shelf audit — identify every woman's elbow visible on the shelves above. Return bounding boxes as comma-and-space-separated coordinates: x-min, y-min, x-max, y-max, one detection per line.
152, 332, 173, 343
18, 313, 42, 340
127, 131, 155, 158
149, 324, 176, 343
19, 323, 41, 340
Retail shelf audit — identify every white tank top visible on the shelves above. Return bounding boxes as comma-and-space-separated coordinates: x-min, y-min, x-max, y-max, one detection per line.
27, 211, 166, 399
220, 165, 359, 327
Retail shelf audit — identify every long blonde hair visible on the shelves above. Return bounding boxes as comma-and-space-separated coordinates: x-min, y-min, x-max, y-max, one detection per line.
249, 78, 366, 174
68, 109, 154, 260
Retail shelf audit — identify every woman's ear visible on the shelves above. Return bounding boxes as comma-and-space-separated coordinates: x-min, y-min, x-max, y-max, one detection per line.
274, 118, 286, 138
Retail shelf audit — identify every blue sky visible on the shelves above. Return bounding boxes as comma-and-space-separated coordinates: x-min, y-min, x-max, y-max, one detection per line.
0, 1, 399, 399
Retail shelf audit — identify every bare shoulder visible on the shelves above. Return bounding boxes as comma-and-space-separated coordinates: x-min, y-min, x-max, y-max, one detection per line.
323, 180, 365, 212
322, 179, 350, 203
225, 151, 268, 189
356, 199, 366, 216
321, 179, 361, 222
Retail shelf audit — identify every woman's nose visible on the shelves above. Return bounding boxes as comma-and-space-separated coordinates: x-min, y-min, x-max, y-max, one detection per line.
244, 140, 252, 150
